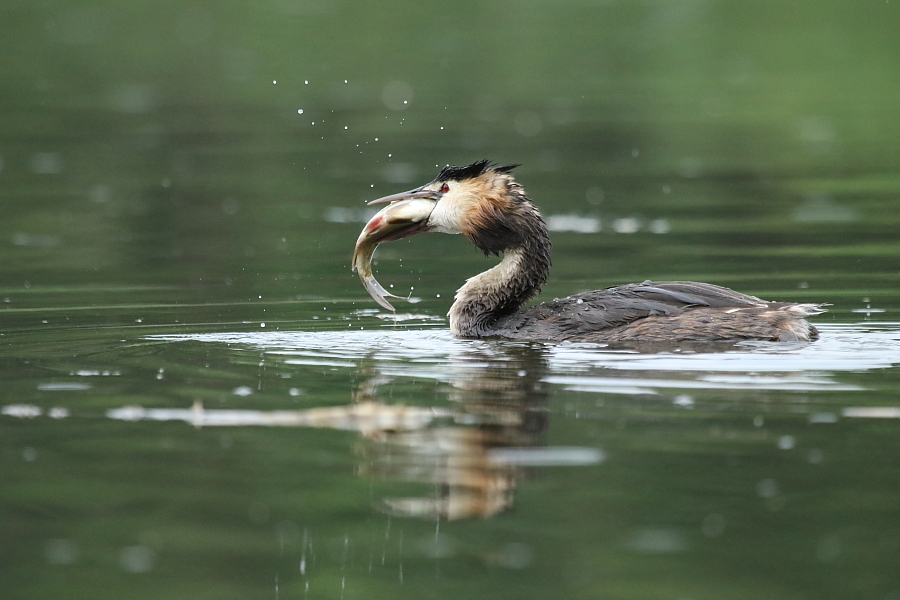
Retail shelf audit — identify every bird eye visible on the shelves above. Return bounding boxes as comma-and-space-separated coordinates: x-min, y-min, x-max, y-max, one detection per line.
440, 183, 450, 194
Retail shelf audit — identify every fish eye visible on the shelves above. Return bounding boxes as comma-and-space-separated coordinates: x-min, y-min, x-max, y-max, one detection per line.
440, 183, 450, 194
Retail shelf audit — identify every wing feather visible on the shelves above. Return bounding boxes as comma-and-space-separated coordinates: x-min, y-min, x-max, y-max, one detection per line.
496, 280, 773, 338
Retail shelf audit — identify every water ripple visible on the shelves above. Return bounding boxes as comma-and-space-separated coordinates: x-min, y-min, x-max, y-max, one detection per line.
149, 323, 900, 396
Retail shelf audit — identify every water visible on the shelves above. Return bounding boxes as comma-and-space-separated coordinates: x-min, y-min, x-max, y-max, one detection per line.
4, 320, 900, 598
3, 1, 900, 599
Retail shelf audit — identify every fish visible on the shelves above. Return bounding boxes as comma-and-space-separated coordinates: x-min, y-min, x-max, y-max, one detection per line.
352, 198, 436, 311
352, 236, 403, 311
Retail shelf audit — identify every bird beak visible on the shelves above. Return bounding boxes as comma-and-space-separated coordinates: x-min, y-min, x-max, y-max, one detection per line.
355, 196, 437, 247
366, 186, 437, 206
352, 197, 437, 311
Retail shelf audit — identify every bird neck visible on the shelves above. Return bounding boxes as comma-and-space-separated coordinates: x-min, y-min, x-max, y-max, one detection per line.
448, 232, 551, 337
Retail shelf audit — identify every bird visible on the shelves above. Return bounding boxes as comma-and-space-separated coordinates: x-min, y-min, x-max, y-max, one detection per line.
352, 160, 825, 343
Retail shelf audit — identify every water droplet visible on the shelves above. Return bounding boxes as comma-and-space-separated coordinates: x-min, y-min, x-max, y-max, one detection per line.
45, 538, 78, 565
673, 394, 694, 408
756, 478, 778, 498
701, 514, 726, 538
816, 534, 842, 562
119, 546, 155, 573
49, 407, 69, 419
777, 435, 795, 450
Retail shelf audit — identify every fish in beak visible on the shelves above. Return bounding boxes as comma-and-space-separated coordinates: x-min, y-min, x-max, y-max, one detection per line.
352, 190, 437, 311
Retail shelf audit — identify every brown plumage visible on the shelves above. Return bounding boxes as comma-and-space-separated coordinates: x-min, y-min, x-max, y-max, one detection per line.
353, 160, 825, 343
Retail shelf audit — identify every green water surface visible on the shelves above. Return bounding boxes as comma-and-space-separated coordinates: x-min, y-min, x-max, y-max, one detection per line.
2, 1, 900, 599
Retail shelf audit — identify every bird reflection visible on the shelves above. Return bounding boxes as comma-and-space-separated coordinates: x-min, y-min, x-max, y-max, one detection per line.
354, 343, 550, 520
104, 342, 556, 520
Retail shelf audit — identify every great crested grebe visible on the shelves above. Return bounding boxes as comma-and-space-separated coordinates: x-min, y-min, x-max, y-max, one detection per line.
352, 160, 824, 343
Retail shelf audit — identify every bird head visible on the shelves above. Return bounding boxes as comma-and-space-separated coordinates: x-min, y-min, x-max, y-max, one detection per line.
357, 160, 526, 256
352, 160, 546, 311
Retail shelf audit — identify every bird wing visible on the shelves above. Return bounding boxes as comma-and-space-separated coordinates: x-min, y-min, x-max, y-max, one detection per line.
500, 280, 769, 338
624, 281, 767, 307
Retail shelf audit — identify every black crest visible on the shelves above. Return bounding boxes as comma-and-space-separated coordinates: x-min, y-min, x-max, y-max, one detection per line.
435, 160, 520, 182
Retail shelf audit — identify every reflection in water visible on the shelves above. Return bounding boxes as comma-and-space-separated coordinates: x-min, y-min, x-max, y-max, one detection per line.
18, 322, 889, 524
4, 324, 900, 599
105, 400, 452, 431
99, 338, 606, 520
356, 344, 555, 520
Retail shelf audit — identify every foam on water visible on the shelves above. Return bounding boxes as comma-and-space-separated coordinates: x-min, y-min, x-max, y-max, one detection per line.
149, 323, 900, 394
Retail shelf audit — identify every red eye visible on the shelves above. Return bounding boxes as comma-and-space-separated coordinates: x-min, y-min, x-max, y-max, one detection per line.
440, 183, 450, 194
